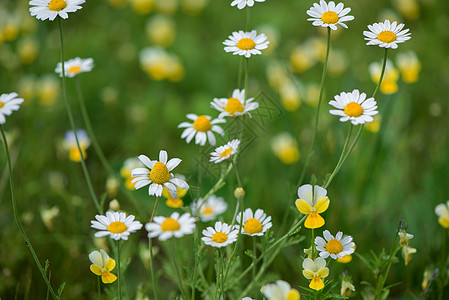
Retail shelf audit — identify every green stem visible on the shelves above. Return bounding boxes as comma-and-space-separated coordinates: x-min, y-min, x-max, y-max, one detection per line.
232, 159, 243, 187
170, 239, 187, 299
117, 241, 121, 300
220, 248, 225, 299
251, 239, 256, 280
246, 7, 250, 31
372, 48, 389, 99
148, 238, 157, 300
311, 228, 315, 258
97, 276, 101, 300
1, 126, 59, 300
57, 18, 102, 214
243, 58, 249, 100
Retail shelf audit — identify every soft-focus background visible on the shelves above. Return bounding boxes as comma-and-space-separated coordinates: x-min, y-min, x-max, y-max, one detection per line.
1, 0, 449, 298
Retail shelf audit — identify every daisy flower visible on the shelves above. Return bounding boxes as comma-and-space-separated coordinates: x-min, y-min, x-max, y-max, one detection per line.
89, 249, 117, 284
91, 211, 142, 241
235, 208, 272, 236
435, 201, 449, 229
211, 89, 259, 118
191, 195, 227, 222
29, 0, 85, 21
55, 57, 94, 78
329, 89, 378, 125
62, 129, 91, 162
223, 30, 269, 58
306, 0, 354, 31
146, 212, 196, 241
0, 93, 24, 124
261, 280, 300, 300
202, 221, 238, 248
295, 184, 330, 229
363, 20, 411, 49
178, 114, 225, 146
131, 150, 189, 198
210, 139, 240, 164
302, 257, 329, 291
315, 230, 355, 259
231, 0, 265, 10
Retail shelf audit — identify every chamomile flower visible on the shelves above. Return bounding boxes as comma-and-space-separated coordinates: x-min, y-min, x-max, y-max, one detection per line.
55, 57, 94, 78
235, 208, 272, 236
62, 129, 91, 162
231, 0, 265, 10
211, 89, 259, 118
435, 201, 449, 229
191, 195, 227, 222
131, 150, 189, 198
302, 257, 329, 291
146, 212, 196, 241
295, 184, 330, 229
315, 230, 355, 260
306, 0, 354, 30
363, 20, 411, 49
91, 211, 143, 241
89, 249, 117, 284
261, 280, 300, 300
0, 93, 24, 124
223, 30, 269, 58
329, 89, 378, 125
210, 139, 240, 164
202, 221, 238, 248
29, 0, 85, 21
178, 114, 225, 146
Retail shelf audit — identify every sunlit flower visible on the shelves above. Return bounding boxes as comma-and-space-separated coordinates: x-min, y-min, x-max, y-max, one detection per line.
363, 20, 411, 49
307, 0, 354, 30
29, 0, 85, 21
302, 257, 329, 291
210, 139, 240, 164
329, 89, 378, 125
231, 0, 265, 10
0, 93, 24, 124
178, 114, 225, 146
261, 280, 300, 300
396, 51, 421, 83
91, 211, 142, 241
315, 230, 355, 259
435, 201, 449, 229
89, 249, 117, 284
191, 195, 227, 222
162, 175, 188, 208
398, 229, 414, 247
211, 89, 259, 118
369, 60, 399, 94
295, 184, 329, 229
223, 30, 269, 58
55, 57, 94, 78
146, 211, 196, 241
271, 133, 300, 164
402, 245, 416, 266
120, 157, 144, 190
202, 221, 238, 248
235, 208, 272, 236
62, 129, 90, 162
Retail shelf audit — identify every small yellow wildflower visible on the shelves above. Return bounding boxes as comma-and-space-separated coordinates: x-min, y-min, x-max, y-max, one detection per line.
271, 133, 300, 164
62, 129, 90, 162
89, 250, 117, 284
302, 257, 329, 291
146, 15, 175, 47
396, 51, 421, 84
435, 201, 449, 229
261, 280, 300, 300
369, 60, 399, 95
162, 183, 187, 208
295, 184, 329, 229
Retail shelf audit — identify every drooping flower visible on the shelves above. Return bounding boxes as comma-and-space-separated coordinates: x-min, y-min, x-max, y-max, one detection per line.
211, 89, 259, 118
435, 201, 449, 229
191, 195, 227, 222
295, 184, 329, 229
29, 0, 85, 21
223, 30, 269, 58
178, 114, 225, 146
91, 211, 143, 241
363, 20, 411, 49
162, 175, 188, 208
306, 0, 354, 30
131, 150, 189, 198
235, 208, 272, 236
302, 257, 329, 291
55, 57, 94, 78
315, 230, 355, 259
202, 221, 238, 248
329, 89, 378, 125
261, 280, 300, 300
62, 129, 91, 162
210, 139, 240, 164
146, 212, 196, 241
89, 249, 117, 284
398, 229, 414, 247
231, 0, 265, 10
0, 93, 24, 124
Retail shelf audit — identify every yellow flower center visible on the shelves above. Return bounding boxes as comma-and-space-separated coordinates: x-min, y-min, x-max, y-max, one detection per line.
237, 38, 256, 50
211, 232, 228, 243
160, 218, 180, 231
220, 148, 233, 158
107, 221, 128, 234
0, 102, 4, 108
193, 115, 212, 132
321, 11, 339, 24
344, 102, 363, 117
325, 239, 343, 254
377, 31, 397, 43
244, 218, 263, 234
68, 65, 81, 74
48, 0, 67, 11
225, 97, 244, 116
149, 162, 170, 184
203, 206, 214, 214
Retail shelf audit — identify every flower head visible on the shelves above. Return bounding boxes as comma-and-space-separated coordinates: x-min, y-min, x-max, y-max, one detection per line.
235, 208, 272, 236
398, 229, 414, 247
162, 175, 188, 208
62, 129, 91, 162
315, 230, 355, 259
29, 0, 85, 21
120, 157, 144, 190
55, 57, 94, 78
223, 30, 269, 58
211, 89, 259, 118
295, 184, 330, 229
396, 51, 421, 83
364, 20, 411, 49
307, 0, 354, 30
435, 201, 449, 228
329, 89, 378, 125
210, 139, 240, 164
178, 114, 225, 146
202, 221, 238, 248
146, 212, 196, 241
89, 249, 117, 284
0, 93, 24, 124
191, 195, 227, 222
91, 211, 142, 241
369, 60, 399, 95
231, 0, 265, 10
131, 150, 189, 198
261, 280, 300, 300
271, 133, 300, 164
302, 257, 329, 291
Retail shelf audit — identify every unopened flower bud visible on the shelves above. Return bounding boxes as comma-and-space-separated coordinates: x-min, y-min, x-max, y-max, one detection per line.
234, 187, 245, 200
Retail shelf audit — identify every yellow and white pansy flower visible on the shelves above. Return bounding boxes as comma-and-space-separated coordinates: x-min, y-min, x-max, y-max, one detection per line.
295, 184, 330, 229
89, 249, 117, 284
302, 257, 329, 291
435, 201, 449, 229
261, 280, 300, 300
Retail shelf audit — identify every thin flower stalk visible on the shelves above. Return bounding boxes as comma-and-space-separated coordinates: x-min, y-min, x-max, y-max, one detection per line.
148, 197, 159, 299
170, 239, 187, 299
117, 241, 121, 300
